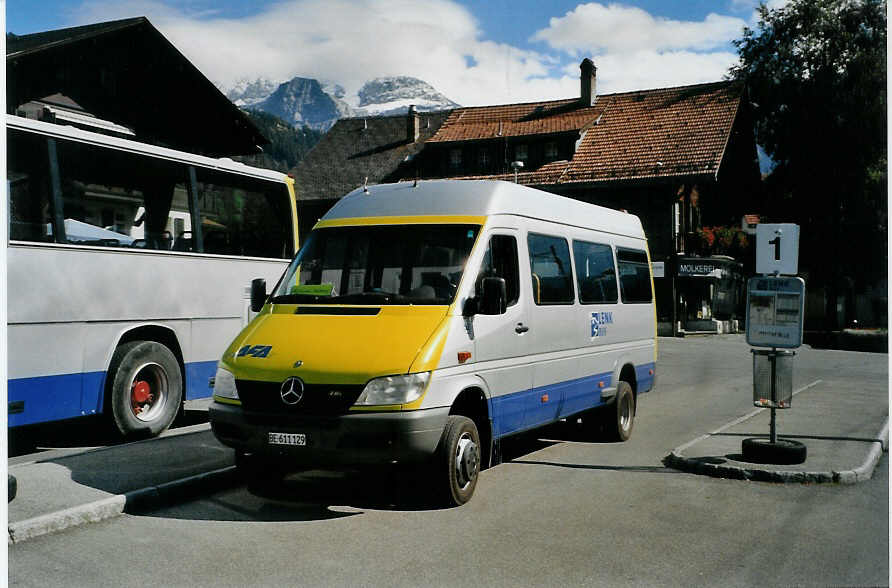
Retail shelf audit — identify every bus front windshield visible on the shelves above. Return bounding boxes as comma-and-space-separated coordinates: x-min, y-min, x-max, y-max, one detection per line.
271, 224, 481, 305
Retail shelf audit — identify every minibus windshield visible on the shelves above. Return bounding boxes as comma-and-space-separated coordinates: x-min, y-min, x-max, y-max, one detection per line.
271, 224, 481, 305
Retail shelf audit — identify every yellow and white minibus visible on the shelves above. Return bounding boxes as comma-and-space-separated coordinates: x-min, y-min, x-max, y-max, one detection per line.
209, 180, 656, 505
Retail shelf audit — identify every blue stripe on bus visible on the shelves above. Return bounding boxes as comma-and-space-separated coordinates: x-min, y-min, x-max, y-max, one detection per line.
491, 371, 613, 438
636, 362, 656, 395
490, 362, 656, 439
8, 371, 107, 427
9, 360, 219, 427
185, 360, 219, 400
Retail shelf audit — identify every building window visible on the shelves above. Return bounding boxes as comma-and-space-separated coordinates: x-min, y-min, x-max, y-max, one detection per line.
545, 141, 559, 161
514, 144, 528, 163
478, 148, 490, 170
449, 148, 462, 170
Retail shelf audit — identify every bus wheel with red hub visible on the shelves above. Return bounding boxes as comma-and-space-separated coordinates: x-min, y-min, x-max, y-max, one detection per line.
108, 341, 182, 438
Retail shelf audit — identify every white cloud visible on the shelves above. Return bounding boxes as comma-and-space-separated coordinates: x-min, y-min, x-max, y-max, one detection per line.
531, 3, 747, 54
578, 50, 739, 94
729, 0, 793, 26
69, 0, 574, 106
67, 0, 747, 106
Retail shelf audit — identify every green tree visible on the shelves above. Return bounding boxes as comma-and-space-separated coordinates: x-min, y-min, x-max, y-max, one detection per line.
234, 109, 324, 173
730, 0, 887, 329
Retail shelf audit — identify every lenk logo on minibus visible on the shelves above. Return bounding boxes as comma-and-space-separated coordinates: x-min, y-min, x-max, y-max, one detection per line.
590, 312, 614, 338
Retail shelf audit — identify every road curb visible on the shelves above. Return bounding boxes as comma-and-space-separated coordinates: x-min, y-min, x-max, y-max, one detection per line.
663, 418, 889, 485
8, 466, 239, 545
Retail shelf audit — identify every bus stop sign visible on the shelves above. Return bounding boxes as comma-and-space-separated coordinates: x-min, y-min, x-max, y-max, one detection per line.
746, 276, 805, 348
756, 224, 799, 275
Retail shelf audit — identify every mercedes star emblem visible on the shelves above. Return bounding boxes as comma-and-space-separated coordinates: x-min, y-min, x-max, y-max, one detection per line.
280, 377, 305, 406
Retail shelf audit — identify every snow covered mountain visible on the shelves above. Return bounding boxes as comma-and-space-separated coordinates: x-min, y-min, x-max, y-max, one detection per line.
222, 75, 458, 130
225, 77, 281, 107
356, 76, 460, 116
251, 77, 351, 131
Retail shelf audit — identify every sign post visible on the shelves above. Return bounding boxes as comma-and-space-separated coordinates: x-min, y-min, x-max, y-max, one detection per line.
743, 224, 807, 464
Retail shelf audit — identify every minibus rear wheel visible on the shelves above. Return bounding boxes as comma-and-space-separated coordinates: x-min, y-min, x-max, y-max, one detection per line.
107, 341, 183, 438
437, 415, 481, 506
605, 381, 635, 442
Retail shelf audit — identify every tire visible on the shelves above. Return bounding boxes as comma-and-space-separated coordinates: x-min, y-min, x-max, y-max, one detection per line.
8, 475, 17, 503
436, 416, 481, 506
603, 381, 635, 442
741, 437, 807, 465
107, 341, 183, 438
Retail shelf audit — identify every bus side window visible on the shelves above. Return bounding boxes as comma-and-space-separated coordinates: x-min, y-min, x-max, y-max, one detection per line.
52, 137, 190, 250
8, 129, 55, 243
616, 248, 652, 303
193, 169, 293, 259
476, 235, 520, 306
572, 240, 618, 304
527, 233, 574, 305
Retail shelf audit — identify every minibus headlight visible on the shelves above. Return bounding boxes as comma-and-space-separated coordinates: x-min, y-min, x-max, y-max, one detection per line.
355, 372, 431, 406
213, 366, 239, 400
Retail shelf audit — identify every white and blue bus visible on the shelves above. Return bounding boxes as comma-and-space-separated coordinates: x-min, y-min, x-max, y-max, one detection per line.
7, 114, 299, 437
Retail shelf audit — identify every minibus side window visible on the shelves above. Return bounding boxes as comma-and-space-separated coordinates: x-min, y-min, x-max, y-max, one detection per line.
616, 248, 653, 303
572, 240, 618, 304
476, 235, 520, 306
527, 233, 574, 305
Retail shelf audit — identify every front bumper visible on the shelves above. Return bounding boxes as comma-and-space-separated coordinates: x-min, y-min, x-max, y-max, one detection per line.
209, 402, 449, 467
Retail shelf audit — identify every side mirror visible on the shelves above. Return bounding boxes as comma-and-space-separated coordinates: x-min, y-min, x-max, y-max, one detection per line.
480, 276, 507, 315
250, 278, 267, 313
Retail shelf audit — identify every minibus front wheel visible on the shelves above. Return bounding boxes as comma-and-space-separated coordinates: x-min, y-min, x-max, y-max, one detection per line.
436, 415, 481, 506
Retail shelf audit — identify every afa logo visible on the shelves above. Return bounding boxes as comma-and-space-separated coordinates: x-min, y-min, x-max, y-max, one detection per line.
590, 312, 614, 337
237, 344, 273, 358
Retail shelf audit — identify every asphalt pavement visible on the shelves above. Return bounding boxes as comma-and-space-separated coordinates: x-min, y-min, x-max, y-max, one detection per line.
7, 338, 889, 545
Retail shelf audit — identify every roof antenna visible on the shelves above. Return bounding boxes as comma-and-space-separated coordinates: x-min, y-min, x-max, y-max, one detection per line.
363, 177, 369, 194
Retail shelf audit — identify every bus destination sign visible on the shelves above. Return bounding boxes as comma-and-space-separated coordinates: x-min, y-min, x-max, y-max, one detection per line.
745, 276, 805, 348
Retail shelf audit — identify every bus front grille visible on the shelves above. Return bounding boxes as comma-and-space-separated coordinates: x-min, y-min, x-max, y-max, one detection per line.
235, 380, 364, 416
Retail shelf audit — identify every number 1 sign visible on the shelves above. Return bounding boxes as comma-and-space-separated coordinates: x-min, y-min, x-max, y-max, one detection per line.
756, 224, 800, 275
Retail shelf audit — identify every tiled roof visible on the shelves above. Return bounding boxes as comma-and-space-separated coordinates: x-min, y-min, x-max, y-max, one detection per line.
295, 111, 450, 201
431, 81, 742, 186
428, 99, 604, 142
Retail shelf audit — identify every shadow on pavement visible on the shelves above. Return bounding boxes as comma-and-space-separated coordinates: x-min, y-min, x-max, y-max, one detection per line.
134, 418, 653, 523
8, 407, 210, 458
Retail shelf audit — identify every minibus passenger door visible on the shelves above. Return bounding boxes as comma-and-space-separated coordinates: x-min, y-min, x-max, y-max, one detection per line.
467, 232, 531, 438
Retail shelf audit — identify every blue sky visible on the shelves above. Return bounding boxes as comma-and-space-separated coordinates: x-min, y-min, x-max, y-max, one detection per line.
6, 0, 783, 106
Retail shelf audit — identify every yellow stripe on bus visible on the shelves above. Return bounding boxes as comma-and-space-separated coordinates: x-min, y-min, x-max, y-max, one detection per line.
315, 215, 486, 229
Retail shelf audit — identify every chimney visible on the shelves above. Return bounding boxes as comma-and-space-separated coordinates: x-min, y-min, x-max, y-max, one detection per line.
407, 105, 420, 142
580, 58, 597, 107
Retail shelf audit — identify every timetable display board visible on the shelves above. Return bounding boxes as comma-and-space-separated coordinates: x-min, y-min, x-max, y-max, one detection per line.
745, 276, 805, 348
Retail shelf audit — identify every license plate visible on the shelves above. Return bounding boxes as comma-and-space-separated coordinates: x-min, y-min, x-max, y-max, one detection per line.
268, 432, 306, 446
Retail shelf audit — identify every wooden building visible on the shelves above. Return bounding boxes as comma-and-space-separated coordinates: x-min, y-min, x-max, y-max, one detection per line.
296, 60, 762, 335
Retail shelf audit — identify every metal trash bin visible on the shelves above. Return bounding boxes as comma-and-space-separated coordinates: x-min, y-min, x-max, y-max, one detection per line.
752, 349, 794, 408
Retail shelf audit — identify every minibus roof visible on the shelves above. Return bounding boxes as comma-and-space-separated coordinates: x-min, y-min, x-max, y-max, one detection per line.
321, 180, 645, 239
